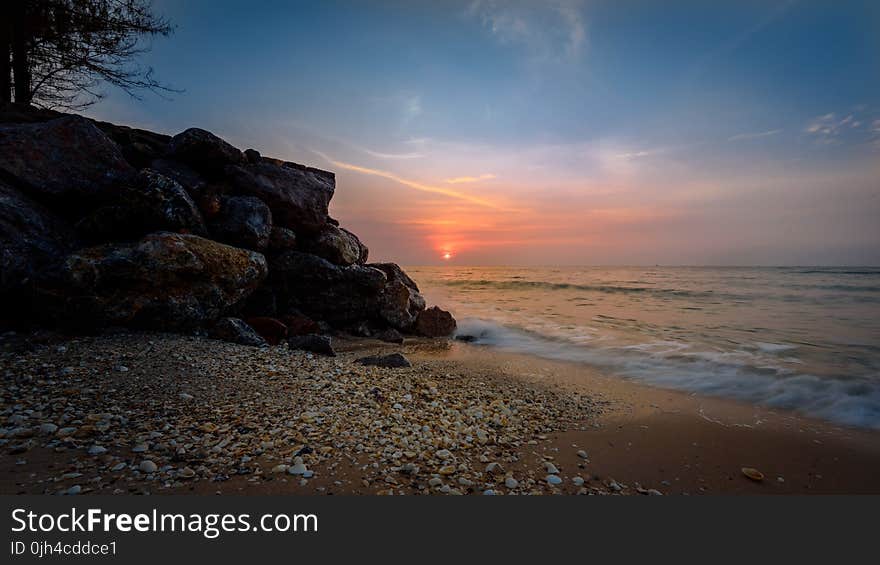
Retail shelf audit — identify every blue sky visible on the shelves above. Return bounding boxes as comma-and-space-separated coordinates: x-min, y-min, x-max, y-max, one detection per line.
88, 0, 880, 265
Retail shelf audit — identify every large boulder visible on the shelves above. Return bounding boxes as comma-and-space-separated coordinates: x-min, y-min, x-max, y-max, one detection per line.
0, 116, 134, 212
302, 224, 367, 266
372, 263, 426, 330
0, 180, 75, 301
166, 128, 243, 174
268, 226, 297, 252
268, 251, 386, 325
209, 196, 272, 250
75, 169, 207, 242
96, 121, 171, 169
226, 161, 334, 234
61, 232, 267, 329
414, 306, 457, 337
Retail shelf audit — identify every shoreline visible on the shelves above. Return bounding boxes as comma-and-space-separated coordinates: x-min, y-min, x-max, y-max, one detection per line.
2, 331, 878, 495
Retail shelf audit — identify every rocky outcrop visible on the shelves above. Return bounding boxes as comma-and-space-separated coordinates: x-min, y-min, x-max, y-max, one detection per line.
356, 353, 412, 368
0, 104, 456, 341
288, 334, 336, 356
61, 232, 267, 329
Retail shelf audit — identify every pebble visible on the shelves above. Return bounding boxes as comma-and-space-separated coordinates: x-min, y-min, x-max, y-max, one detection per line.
57, 427, 76, 437
483, 489, 496, 495
87, 445, 107, 456
428, 477, 443, 487
546, 475, 563, 486
577, 450, 588, 460
544, 462, 560, 474
132, 443, 148, 453
110, 462, 126, 472
179, 467, 196, 479
504, 477, 519, 489
66, 485, 81, 495
139, 460, 158, 473
435, 449, 453, 460
572, 476, 585, 486
288, 457, 308, 475
39, 423, 58, 435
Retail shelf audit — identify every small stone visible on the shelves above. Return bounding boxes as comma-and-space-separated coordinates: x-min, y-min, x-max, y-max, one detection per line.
572, 476, 585, 486
438, 465, 456, 475
87, 445, 107, 456
132, 443, 148, 453
110, 462, 126, 472
39, 423, 58, 435
483, 489, 496, 495
179, 467, 196, 479
57, 427, 77, 437
139, 460, 158, 473
179, 392, 194, 400
288, 457, 308, 475
577, 450, 588, 460
428, 477, 443, 487
271, 464, 289, 474
546, 475, 563, 486
485, 462, 504, 475
544, 462, 559, 474
66, 485, 81, 495
435, 449, 453, 460
504, 477, 519, 489
115, 365, 129, 372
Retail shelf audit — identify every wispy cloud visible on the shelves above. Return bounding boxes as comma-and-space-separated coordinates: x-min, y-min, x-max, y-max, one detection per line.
360, 147, 425, 160
804, 109, 878, 146
311, 150, 511, 210
468, 0, 587, 62
728, 129, 782, 142
445, 173, 496, 184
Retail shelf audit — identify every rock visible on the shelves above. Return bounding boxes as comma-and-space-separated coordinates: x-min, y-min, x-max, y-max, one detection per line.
75, 169, 208, 241
428, 477, 442, 487
280, 313, 321, 337
96, 121, 171, 169
455, 334, 477, 343
577, 449, 588, 460
301, 224, 367, 266
87, 445, 107, 455
209, 196, 272, 250
268, 226, 297, 252
544, 462, 560, 474
245, 317, 287, 346
356, 353, 411, 369
483, 489, 496, 495
39, 423, 58, 435
131, 443, 149, 453
504, 477, 519, 489
138, 460, 158, 473
0, 180, 75, 305
66, 485, 81, 495
226, 161, 334, 234
0, 116, 135, 212
178, 466, 196, 479
372, 263, 426, 330
288, 456, 308, 475
57, 427, 76, 437
288, 334, 335, 356
414, 306, 457, 337
268, 251, 386, 325
110, 462, 126, 472
435, 449, 453, 460
741, 467, 764, 482
572, 476, 585, 486
61, 232, 267, 329
376, 328, 404, 344
166, 128, 243, 174
485, 462, 504, 475
243, 148, 261, 164
546, 475, 563, 485
208, 317, 268, 347
238, 286, 277, 318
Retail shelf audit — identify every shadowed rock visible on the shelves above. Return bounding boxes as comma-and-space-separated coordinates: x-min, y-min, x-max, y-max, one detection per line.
415, 306, 457, 337
245, 316, 287, 345
301, 224, 367, 266
356, 352, 411, 368
166, 128, 243, 174
0, 116, 134, 212
288, 333, 335, 356
209, 317, 267, 347
226, 161, 334, 234
210, 196, 272, 250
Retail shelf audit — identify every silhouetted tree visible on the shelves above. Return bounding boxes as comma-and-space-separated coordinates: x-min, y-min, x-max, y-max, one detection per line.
1, 0, 175, 109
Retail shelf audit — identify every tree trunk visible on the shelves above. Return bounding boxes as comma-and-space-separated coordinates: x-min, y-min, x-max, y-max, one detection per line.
0, 26, 10, 104
10, 2, 31, 104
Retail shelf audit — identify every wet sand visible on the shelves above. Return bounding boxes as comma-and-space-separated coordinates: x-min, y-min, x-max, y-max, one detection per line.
420, 343, 880, 494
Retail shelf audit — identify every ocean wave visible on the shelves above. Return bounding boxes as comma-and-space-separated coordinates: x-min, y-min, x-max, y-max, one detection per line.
454, 318, 880, 429
439, 279, 729, 299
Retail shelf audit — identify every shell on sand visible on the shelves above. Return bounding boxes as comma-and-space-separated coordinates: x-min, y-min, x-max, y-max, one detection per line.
741, 467, 764, 482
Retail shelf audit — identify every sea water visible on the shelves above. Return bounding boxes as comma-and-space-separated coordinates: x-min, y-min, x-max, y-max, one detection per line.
407, 266, 880, 429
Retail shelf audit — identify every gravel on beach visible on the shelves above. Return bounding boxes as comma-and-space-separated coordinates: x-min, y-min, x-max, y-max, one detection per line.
0, 331, 618, 495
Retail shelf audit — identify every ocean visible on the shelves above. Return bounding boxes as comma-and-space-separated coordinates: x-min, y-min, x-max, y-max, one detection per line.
406, 266, 880, 429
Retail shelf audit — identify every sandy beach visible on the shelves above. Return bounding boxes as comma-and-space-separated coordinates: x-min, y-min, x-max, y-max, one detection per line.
3, 330, 878, 495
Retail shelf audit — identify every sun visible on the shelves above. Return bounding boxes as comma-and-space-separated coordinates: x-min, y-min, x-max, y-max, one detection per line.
442, 252, 452, 260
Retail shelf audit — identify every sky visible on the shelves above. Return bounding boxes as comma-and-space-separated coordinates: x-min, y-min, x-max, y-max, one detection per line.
86, 0, 880, 266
